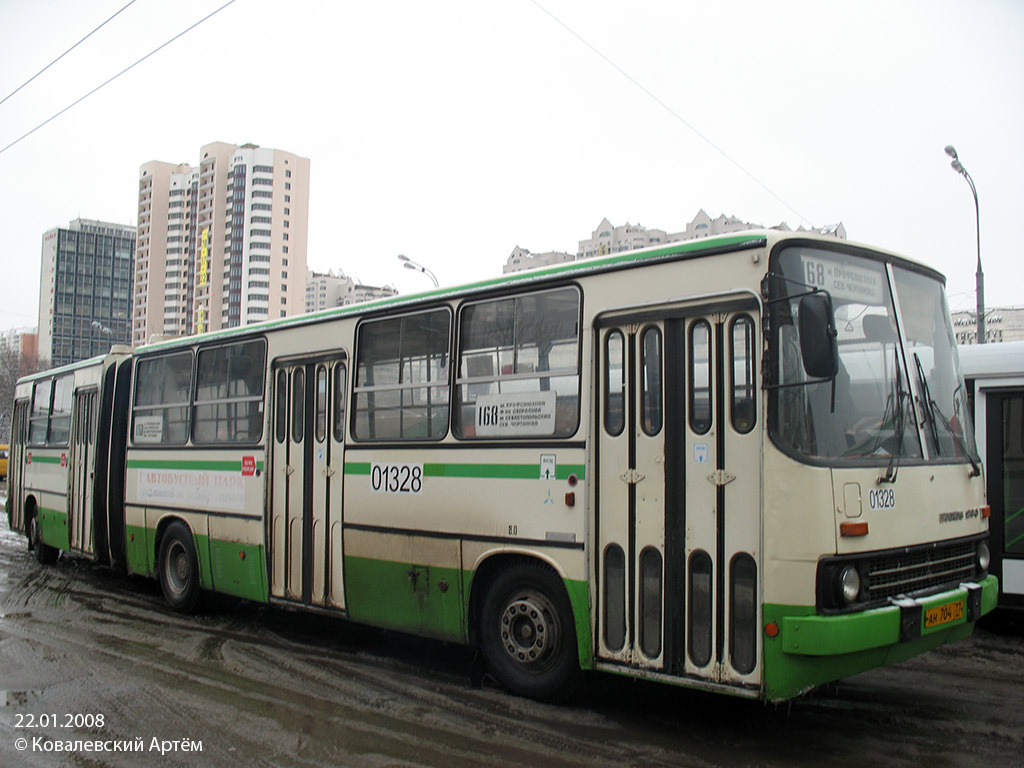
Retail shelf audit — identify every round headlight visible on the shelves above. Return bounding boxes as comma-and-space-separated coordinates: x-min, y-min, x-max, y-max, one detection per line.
977, 542, 991, 572
839, 565, 861, 605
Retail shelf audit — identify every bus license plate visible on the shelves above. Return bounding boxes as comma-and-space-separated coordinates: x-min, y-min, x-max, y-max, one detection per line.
924, 600, 964, 628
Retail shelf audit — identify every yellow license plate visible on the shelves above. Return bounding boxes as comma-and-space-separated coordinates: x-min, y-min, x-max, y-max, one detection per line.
924, 600, 964, 628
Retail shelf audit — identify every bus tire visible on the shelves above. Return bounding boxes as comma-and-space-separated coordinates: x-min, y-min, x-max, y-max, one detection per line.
28, 513, 59, 565
479, 562, 581, 702
158, 522, 201, 613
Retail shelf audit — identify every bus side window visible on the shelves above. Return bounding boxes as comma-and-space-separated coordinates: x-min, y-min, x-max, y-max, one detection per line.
133, 351, 194, 444
689, 321, 712, 434
730, 315, 756, 434
333, 362, 347, 442
315, 365, 327, 442
455, 286, 580, 439
604, 330, 625, 437
193, 339, 266, 444
49, 374, 73, 445
275, 369, 288, 444
29, 378, 52, 445
292, 368, 305, 443
640, 326, 663, 436
353, 309, 451, 441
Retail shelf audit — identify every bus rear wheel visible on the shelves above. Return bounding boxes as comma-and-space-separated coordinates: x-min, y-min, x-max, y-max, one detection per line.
28, 513, 59, 565
158, 522, 200, 613
479, 563, 580, 702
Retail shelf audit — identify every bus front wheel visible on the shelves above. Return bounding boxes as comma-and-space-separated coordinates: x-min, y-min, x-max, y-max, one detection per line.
479, 562, 580, 702
158, 522, 200, 613
28, 513, 59, 565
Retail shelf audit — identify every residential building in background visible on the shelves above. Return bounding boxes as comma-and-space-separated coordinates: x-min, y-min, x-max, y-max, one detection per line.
503, 246, 575, 274
134, 142, 310, 344
577, 210, 846, 261
305, 269, 398, 313
577, 218, 669, 259
0, 327, 39, 369
38, 218, 135, 366
952, 306, 1024, 344
510, 209, 846, 274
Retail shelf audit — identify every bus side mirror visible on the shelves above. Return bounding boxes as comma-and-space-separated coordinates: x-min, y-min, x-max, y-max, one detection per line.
799, 293, 839, 379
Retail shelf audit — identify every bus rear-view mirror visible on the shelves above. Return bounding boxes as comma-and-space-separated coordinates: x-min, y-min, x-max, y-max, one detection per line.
799, 293, 839, 379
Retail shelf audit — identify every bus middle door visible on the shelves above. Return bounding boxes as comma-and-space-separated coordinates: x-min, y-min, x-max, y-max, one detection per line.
69, 388, 97, 555
270, 357, 347, 610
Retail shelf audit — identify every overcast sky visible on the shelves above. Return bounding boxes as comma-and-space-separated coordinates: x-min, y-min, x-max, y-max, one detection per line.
1, 0, 1021, 332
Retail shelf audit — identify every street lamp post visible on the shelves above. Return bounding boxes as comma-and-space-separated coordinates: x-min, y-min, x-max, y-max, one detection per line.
397, 254, 439, 288
91, 320, 113, 354
944, 145, 984, 344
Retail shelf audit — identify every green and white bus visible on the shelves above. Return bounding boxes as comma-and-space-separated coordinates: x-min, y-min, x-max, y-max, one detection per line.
7, 230, 997, 702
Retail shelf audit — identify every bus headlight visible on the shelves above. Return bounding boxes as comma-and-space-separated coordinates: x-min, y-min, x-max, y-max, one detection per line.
977, 542, 990, 572
838, 565, 861, 605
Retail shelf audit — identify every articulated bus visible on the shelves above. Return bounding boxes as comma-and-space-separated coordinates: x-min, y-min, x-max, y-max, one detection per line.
7, 231, 996, 702
959, 340, 1024, 606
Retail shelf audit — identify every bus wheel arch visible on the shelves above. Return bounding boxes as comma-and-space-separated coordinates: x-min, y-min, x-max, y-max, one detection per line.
156, 518, 201, 613
25, 497, 59, 565
473, 555, 581, 702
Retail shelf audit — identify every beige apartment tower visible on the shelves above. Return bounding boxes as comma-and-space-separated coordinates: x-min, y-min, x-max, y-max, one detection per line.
135, 142, 310, 344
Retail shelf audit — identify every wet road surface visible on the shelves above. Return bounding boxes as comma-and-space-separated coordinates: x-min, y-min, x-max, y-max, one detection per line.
0, 512, 1022, 767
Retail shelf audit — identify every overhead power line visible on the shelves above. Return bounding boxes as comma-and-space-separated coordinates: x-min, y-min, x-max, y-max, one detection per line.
528, 0, 814, 228
0, 0, 240, 157
0, 0, 141, 108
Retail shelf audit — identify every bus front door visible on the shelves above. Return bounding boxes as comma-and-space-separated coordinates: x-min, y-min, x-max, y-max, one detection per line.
270, 357, 347, 610
596, 308, 761, 688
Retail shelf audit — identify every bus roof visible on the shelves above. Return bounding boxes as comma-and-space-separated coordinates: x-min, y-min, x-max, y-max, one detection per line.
15, 347, 129, 386
135, 228, 941, 354
958, 340, 1024, 378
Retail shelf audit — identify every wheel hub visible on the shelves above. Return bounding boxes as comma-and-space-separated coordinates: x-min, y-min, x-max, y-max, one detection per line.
500, 595, 558, 666
166, 543, 189, 594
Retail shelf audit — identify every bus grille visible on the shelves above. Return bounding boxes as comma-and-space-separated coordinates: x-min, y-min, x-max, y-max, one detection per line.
863, 541, 977, 600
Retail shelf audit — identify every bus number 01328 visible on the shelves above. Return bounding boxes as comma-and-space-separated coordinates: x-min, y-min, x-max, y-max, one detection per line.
370, 463, 424, 494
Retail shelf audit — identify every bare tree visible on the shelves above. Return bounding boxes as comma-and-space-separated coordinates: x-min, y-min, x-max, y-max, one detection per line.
0, 346, 48, 442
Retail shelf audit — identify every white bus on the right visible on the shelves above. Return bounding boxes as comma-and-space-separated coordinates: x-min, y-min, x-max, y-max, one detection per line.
960, 339, 1024, 606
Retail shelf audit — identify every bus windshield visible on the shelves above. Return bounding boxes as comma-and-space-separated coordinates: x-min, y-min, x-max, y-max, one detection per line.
769, 245, 976, 466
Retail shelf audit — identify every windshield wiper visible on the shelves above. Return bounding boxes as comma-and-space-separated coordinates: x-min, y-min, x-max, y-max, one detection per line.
913, 353, 942, 455
913, 353, 981, 477
878, 346, 908, 484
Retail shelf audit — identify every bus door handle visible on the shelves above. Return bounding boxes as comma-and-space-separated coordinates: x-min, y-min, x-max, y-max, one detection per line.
323, 466, 337, 478
707, 470, 736, 487
285, 465, 295, 476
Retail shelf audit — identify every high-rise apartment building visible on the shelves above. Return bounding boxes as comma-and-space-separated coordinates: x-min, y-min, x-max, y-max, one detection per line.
135, 160, 198, 343
135, 142, 310, 344
38, 218, 135, 367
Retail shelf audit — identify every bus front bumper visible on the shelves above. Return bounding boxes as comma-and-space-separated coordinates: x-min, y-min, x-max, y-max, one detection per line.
779, 575, 998, 657
760, 575, 997, 701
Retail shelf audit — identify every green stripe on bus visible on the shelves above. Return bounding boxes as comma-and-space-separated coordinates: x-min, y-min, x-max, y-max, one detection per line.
344, 462, 585, 480
29, 455, 64, 464
126, 459, 265, 471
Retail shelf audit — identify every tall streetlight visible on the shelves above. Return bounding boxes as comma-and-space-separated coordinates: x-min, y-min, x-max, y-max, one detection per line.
397, 254, 439, 288
944, 145, 984, 344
